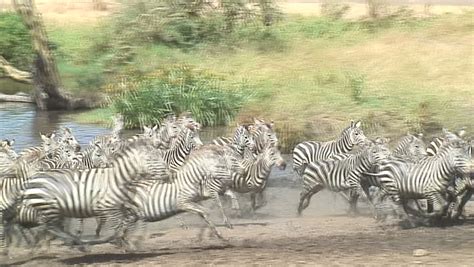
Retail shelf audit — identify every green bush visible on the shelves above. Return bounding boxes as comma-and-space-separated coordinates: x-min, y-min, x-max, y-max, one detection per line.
111, 65, 253, 128
0, 12, 33, 69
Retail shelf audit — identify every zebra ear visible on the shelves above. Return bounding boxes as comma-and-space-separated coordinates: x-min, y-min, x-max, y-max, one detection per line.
355, 121, 361, 128
417, 133, 423, 139
458, 129, 466, 138
63, 127, 71, 134
152, 124, 158, 131
9, 139, 14, 146
0, 140, 6, 147
269, 120, 274, 129
350, 120, 355, 127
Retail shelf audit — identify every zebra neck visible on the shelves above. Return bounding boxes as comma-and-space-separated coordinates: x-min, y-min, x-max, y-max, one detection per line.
334, 130, 354, 154
246, 156, 271, 186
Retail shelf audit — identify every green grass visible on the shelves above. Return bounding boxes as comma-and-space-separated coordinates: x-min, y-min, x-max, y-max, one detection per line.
5, 10, 472, 152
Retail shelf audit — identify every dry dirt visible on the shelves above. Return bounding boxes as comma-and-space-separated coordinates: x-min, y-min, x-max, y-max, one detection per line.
2, 183, 474, 266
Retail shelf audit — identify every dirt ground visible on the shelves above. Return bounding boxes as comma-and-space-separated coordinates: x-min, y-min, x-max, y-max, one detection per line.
2, 182, 474, 266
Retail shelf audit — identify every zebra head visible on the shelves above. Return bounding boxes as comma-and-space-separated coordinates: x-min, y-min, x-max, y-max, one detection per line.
346, 120, 367, 146
395, 133, 427, 160
0, 139, 18, 160
177, 112, 202, 132
59, 127, 81, 152
40, 132, 59, 157
234, 124, 256, 152
365, 138, 391, 164
91, 142, 109, 168
261, 145, 286, 170
183, 125, 204, 149
253, 118, 279, 151
442, 140, 472, 176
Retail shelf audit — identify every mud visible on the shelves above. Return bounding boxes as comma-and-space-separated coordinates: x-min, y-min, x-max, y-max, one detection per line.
2, 183, 474, 266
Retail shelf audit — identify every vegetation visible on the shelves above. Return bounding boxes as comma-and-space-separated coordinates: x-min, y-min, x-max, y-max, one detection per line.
0, 12, 33, 69
1, 3, 472, 152
109, 65, 252, 128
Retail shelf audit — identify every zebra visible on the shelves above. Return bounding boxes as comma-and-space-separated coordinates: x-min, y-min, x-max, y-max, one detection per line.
18, 132, 59, 162
90, 114, 124, 151
292, 120, 367, 178
392, 133, 427, 162
226, 144, 286, 212
0, 139, 18, 160
17, 142, 158, 250
161, 125, 203, 173
0, 159, 38, 255
297, 140, 390, 215
212, 124, 256, 157
114, 144, 245, 247
252, 118, 278, 154
56, 127, 81, 152
426, 128, 465, 156
374, 140, 471, 220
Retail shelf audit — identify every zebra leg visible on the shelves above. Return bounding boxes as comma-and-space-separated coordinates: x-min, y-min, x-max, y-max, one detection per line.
210, 191, 232, 229
0, 210, 7, 256
224, 190, 240, 211
177, 200, 225, 241
453, 189, 472, 220
253, 191, 267, 210
297, 184, 323, 215
348, 190, 360, 215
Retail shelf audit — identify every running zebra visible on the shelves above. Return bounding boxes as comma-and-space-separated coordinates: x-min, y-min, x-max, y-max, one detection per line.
109, 144, 244, 247
293, 120, 367, 177
18, 142, 158, 249
392, 133, 426, 162
18, 133, 59, 162
212, 124, 256, 157
227, 145, 286, 211
0, 159, 38, 255
374, 139, 471, 219
298, 140, 390, 215
161, 126, 203, 172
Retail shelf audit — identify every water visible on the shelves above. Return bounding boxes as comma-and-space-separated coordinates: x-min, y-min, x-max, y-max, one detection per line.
0, 103, 110, 151
0, 103, 232, 152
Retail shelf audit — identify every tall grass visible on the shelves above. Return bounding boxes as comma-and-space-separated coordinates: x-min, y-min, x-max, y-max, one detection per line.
110, 65, 253, 128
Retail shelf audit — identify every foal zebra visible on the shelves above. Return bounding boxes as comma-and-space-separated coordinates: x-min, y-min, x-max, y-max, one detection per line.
292, 120, 367, 177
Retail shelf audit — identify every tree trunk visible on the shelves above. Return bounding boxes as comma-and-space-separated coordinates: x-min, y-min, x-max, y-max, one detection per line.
12, 0, 88, 110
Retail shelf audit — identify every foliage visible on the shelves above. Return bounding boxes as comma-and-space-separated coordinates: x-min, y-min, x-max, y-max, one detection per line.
0, 12, 33, 69
111, 65, 253, 128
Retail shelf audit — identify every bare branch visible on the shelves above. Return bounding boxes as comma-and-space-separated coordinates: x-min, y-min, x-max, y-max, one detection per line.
0, 56, 32, 84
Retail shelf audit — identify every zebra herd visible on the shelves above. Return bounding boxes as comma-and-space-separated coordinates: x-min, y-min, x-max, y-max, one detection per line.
0, 114, 284, 256
294, 122, 473, 226
0, 114, 472, 258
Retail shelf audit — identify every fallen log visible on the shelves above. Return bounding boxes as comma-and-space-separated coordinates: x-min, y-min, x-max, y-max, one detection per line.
0, 92, 34, 103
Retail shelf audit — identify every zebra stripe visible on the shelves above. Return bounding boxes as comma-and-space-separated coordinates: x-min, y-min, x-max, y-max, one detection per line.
162, 127, 202, 172
292, 120, 367, 176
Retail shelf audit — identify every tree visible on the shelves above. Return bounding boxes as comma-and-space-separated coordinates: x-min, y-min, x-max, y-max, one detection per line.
3, 0, 89, 110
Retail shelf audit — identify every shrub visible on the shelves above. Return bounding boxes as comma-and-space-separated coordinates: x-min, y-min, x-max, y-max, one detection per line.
0, 12, 33, 69
111, 65, 253, 128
